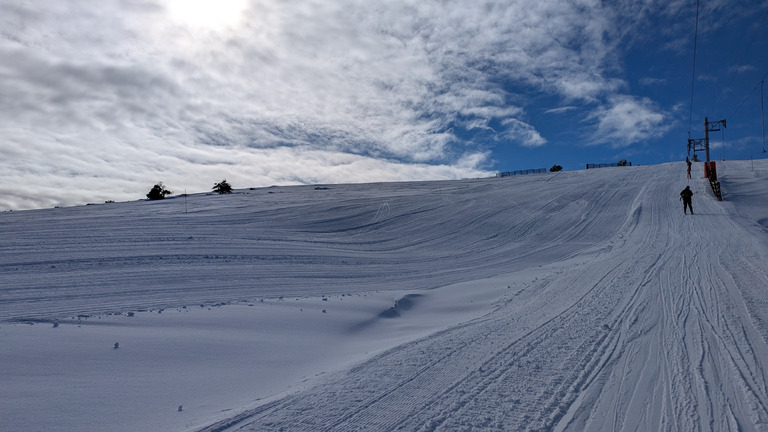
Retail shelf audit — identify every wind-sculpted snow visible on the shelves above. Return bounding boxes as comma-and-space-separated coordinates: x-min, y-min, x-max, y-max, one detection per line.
0, 168, 637, 323
3, 160, 768, 432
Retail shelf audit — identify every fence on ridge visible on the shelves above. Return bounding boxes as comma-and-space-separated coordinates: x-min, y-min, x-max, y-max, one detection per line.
496, 168, 547, 177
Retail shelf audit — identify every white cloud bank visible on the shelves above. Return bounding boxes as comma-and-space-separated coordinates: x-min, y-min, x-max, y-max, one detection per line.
0, 0, 677, 210
589, 96, 671, 147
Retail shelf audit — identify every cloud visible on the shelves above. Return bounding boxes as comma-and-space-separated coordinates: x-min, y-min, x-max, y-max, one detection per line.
697, 74, 718, 82
0, 143, 491, 210
588, 96, 670, 147
0, 0, 688, 210
729, 64, 756, 74
544, 106, 578, 115
501, 119, 547, 148
639, 77, 667, 86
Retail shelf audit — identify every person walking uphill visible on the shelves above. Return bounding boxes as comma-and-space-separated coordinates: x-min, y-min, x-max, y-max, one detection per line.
686, 157, 692, 179
680, 186, 693, 214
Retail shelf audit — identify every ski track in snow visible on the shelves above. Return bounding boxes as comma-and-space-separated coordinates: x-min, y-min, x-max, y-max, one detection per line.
3, 161, 768, 431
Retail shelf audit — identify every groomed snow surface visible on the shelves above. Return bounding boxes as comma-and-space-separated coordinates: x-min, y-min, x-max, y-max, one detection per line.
3, 160, 768, 431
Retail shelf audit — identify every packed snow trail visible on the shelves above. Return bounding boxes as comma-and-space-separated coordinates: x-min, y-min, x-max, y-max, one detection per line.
196, 162, 768, 432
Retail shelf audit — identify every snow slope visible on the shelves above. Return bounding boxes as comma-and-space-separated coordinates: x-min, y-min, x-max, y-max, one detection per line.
2, 160, 768, 431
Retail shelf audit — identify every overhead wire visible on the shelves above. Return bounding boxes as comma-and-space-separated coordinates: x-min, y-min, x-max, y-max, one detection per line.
688, 3, 768, 154
713, 10, 768, 110
727, 70, 768, 119
687, 0, 701, 135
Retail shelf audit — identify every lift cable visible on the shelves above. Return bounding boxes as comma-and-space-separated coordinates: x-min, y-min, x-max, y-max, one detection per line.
713, 10, 768, 111
728, 70, 768, 119
688, 0, 701, 134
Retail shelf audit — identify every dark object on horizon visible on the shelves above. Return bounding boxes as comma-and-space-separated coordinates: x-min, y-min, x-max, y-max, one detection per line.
586, 160, 632, 169
550, 165, 563, 172
147, 183, 173, 200
212, 179, 233, 194
497, 168, 547, 177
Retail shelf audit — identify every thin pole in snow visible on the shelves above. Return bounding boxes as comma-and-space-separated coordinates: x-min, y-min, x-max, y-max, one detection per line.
184, 189, 188, 213
721, 128, 725, 161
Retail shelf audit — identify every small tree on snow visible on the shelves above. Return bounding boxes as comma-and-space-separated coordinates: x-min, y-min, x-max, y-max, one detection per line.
212, 179, 233, 194
147, 183, 172, 200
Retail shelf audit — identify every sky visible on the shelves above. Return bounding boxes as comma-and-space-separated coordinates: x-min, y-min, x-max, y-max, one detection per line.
1, 0, 767, 210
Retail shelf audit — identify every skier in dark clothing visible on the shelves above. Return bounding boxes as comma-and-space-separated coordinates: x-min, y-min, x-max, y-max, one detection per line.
686, 157, 692, 179
680, 186, 693, 214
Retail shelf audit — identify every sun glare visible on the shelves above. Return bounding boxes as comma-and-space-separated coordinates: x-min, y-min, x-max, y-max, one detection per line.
166, 0, 247, 29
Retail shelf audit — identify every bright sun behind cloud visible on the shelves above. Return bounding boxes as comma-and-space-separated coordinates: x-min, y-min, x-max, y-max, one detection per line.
165, 0, 248, 29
